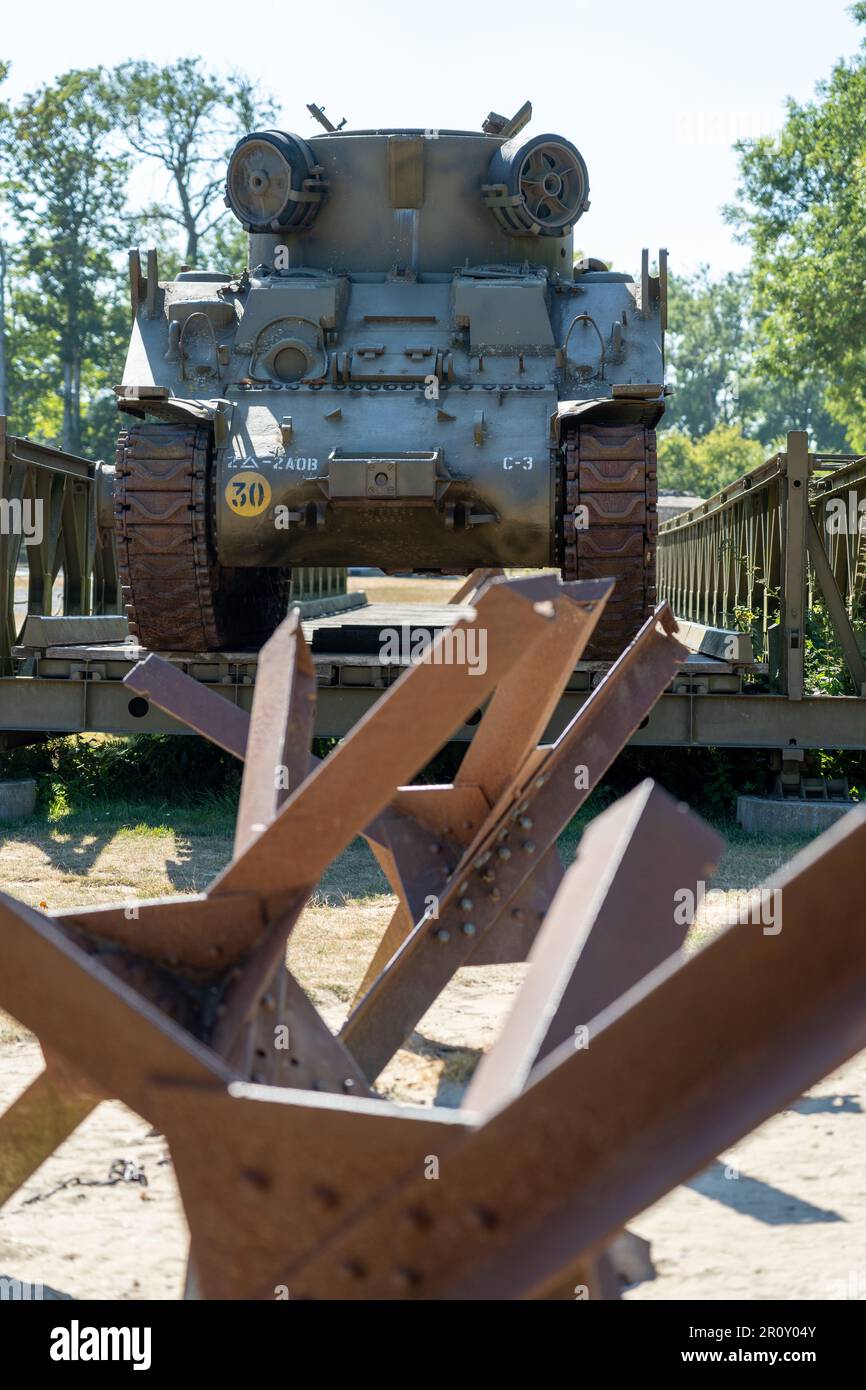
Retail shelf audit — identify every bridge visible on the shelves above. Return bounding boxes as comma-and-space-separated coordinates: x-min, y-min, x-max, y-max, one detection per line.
0, 422, 863, 756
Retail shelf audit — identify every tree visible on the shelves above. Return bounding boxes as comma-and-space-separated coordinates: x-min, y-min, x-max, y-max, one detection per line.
663, 268, 848, 451
726, 3, 866, 450
1, 68, 130, 455
112, 59, 276, 266
0, 59, 12, 419
658, 423, 764, 498
664, 269, 750, 437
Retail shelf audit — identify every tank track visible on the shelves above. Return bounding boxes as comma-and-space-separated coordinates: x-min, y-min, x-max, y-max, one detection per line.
560, 421, 658, 659
115, 420, 289, 652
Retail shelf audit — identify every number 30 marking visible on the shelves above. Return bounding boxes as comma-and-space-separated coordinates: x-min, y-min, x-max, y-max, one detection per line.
225, 471, 272, 516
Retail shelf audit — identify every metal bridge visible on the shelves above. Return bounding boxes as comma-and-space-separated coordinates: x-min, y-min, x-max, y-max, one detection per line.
659, 431, 866, 702
0, 422, 864, 754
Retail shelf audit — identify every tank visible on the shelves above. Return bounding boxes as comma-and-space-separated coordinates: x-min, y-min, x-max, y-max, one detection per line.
114, 100, 667, 657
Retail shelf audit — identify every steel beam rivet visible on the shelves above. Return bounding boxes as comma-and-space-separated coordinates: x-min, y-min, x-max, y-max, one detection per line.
392, 1266, 422, 1288
480, 869, 495, 883
462, 922, 477, 936
342, 1078, 356, 1092
535, 775, 547, 787
497, 829, 509, 842
435, 928, 451, 943
469, 1204, 499, 1231
459, 898, 473, 911
511, 908, 526, 921
518, 815, 533, 830
261, 994, 276, 1011
430, 842, 442, 854
497, 846, 512, 860
340, 1259, 366, 1280
489, 888, 501, 901
475, 851, 491, 868
405, 1206, 433, 1230
313, 1185, 341, 1209
522, 841, 536, 853
241, 1166, 272, 1191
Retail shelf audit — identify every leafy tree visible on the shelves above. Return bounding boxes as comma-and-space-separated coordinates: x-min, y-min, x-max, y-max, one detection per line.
0, 68, 130, 455
657, 423, 764, 497
112, 59, 275, 266
664, 268, 847, 451
664, 269, 749, 436
0, 59, 12, 418
726, 3, 866, 449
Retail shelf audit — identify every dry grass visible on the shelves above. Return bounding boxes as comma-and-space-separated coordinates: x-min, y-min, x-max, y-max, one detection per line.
347, 574, 464, 606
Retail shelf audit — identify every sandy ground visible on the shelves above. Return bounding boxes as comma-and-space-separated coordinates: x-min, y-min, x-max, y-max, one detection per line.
0, 759, 863, 1299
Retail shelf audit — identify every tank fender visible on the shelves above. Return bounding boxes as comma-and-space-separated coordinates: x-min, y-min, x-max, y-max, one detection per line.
550, 394, 664, 445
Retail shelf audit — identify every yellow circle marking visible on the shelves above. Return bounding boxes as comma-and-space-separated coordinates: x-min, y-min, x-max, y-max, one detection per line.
225, 470, 272, 517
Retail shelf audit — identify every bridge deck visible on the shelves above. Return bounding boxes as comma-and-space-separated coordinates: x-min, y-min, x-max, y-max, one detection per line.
2, 604, 864, 752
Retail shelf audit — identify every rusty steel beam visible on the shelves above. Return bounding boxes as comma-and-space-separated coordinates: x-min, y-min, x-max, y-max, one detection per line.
350, 579, 609, 996
214, 580, 611, 1078
0, 1052, 103, 1206
234, 610, 317, 857
0, 889, 464, 1297
53, 892, 266, 971
282, 806, 866, 1300
341, 606, 686, 1080
0, 892, 238, 1125
1, 795, 863, 1299
0, 577, 613, 1207
208, 578, 557, 912
123, 580, 614, 1026
448, 567, 505, 605
455, 577, 613, 809
465, 780, 723, 1111
125, 653, 250, 760
10, 569, 826, 1303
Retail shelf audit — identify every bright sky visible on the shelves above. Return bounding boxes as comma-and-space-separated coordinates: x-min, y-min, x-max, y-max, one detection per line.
2, 0, 861, 278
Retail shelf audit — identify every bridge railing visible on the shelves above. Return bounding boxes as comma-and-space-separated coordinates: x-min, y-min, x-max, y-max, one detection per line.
0, 417, 119, 674
289, 567, 349, 603
658, 431, 866, 698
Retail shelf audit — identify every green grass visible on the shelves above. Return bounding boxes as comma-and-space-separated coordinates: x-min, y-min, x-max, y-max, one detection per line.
39, 789, 239, 837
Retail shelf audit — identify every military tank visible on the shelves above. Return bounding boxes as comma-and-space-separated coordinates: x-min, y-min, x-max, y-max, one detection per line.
114, 100, 667, 657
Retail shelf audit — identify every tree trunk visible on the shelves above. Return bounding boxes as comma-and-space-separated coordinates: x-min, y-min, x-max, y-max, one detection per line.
62, 361, 73, 453
60, 352, 83, 455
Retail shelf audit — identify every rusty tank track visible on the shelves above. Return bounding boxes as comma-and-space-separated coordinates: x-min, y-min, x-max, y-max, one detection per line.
560, 421, 658, 659
115, 420, 289, 652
